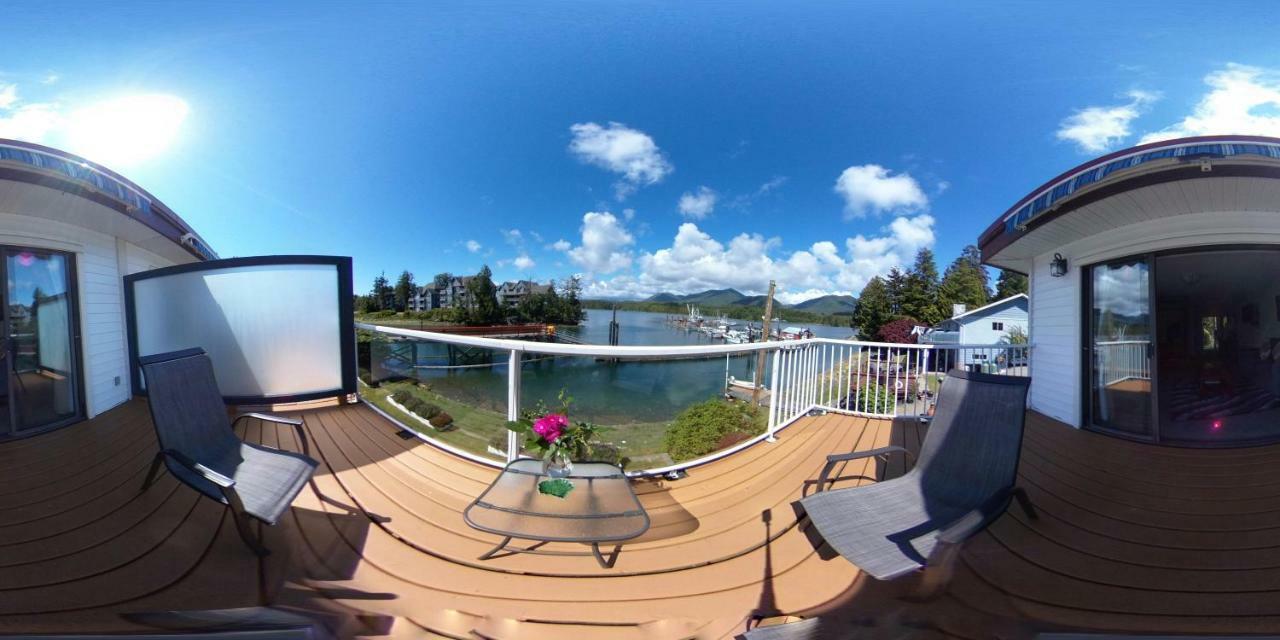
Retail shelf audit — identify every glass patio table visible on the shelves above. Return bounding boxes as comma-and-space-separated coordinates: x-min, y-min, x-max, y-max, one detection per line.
463, 459, 650, 568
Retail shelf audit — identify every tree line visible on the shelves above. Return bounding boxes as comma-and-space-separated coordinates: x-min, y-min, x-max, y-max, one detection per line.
355, 266, 584, 326
850, 244, 1027, 341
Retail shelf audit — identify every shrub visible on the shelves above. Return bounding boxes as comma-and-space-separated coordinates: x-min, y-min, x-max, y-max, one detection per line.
875, 316, 921, 344
715, 431, 753, 451
391, 389, 412, 405
663, 399, 762, 462
586, 442, 627, 468
431, 411, 453, 428
846, 382, 895, 415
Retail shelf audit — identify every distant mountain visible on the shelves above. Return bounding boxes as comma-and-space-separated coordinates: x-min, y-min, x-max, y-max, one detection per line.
644, 288, 747, 306
792, 294, 857, 315
642, 289, 855, 314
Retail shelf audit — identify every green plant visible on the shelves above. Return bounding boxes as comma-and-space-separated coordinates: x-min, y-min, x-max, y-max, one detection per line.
506, 389, 598, 462
663, 399, 762, 462
847, 381, 895, 415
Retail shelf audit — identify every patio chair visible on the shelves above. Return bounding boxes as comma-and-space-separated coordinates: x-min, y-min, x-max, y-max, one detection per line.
139, 348, 318, 556
800, 369, 1035, 588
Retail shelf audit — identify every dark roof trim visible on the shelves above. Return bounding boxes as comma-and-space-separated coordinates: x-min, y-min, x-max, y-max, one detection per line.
980, 135, 1280, 264
0, 138, 215, 261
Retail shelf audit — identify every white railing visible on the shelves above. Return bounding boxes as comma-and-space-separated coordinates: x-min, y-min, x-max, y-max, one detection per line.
356, 322, 1030, 476
1094, 340, 1150, 387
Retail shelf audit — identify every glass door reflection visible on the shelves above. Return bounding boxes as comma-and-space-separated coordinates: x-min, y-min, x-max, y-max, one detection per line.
1088, 257, 1154, 438
6, 249, 79, 433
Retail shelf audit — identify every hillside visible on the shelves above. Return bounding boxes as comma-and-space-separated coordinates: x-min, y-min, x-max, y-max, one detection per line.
644, 288, 748, 306
792, 294, 857, 315
641, 289, 855, 314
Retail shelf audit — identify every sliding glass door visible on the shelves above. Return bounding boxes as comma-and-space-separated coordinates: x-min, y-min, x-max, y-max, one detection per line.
2, 248, 81, 436
1086, 247, 1280, 446
1086, 257, 1154, 439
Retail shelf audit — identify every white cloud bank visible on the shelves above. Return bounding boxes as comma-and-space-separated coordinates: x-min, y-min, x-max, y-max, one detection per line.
1056, 90, 1159, 153
834, 165, 928, 218
568, 122, 672, 199
1141, 64, 1280, 142
677, 186, 717, 219
572, 212, 936, 301
566, 211, 635, 274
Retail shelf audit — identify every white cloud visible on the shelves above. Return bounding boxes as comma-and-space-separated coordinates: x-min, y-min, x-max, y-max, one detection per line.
568, 122, 672, 200
1056, 90, 1159, 153
567, 211, 635, 274
622, 208, 635, 221
1141, 64, 1280, 143
0, 84, 17, 109
581, 214, 936, 301
550, 239, 571, 252
677, 186, 717, 219
513, 254, 535, 270
834, 165, 928, 218
465, 240, 482, 253
501, 229, 523, 244
40, 73, 59, 85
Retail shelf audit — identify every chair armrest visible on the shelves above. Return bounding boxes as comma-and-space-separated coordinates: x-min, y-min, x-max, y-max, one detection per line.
234, 413, 309, 456
816, 446, 913, 491
161, 449, 235, 488
936, 487, 1013, 546
235, 412, 303, 426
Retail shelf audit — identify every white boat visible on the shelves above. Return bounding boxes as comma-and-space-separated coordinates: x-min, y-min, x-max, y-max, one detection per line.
724, 329, 747, 344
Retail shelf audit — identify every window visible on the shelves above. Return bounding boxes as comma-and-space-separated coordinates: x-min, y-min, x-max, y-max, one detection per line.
992, 321, 1004, 331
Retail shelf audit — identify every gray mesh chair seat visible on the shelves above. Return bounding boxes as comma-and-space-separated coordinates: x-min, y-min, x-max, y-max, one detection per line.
801, 370, 1035, 582
139, 348, 319, 554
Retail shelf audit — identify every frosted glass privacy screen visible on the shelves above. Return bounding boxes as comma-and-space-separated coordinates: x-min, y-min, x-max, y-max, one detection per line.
127, 257, 355, 402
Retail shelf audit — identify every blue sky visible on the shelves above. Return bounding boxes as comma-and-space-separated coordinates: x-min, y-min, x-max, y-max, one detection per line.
2, 2, 1279, 303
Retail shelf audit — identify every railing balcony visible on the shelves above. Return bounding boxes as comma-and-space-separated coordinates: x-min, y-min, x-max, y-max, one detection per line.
355, 321, 1030, 476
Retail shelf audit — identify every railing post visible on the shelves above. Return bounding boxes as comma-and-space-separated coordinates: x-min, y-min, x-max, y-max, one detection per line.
506, 348, 522, 463
767, 347, 781, 442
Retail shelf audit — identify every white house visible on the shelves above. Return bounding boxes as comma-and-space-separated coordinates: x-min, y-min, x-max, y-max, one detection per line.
0, 138, 213, 438
923, 294, 1028, 345
980, 135, 1280, 447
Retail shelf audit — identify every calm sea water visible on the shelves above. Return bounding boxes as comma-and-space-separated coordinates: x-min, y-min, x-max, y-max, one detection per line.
381, 310, 853, 425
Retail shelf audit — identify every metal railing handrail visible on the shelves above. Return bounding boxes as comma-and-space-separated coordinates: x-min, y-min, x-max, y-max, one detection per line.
357, 321, 1030, 357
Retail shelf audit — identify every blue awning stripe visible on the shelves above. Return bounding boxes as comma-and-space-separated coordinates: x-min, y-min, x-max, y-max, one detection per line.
0, 142, 152, 214
1001, 139, 1280, 234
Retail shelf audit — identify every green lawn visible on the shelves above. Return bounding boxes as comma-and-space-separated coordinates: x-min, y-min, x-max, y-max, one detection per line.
360, 379, 677, 465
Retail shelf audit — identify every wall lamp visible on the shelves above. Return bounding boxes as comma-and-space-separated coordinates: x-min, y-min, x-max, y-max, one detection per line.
1049, 253, 1068, 278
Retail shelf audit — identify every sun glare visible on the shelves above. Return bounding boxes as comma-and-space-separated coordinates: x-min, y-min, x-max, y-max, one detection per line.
65, 94, 189, 168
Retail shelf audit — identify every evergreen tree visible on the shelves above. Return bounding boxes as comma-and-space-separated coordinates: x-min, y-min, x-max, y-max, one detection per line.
900, 248, 941, 325
371, 272, 391, 311
961, 244, 991, 299
465, 265, 502, 325
937, 249, 990, 319
393, 270, 415, 312
884, 267, 907, 316
851, 276, 893, 339
562, 276, 585, 324
995, 269, 1029, 299
433, 272, 452, 288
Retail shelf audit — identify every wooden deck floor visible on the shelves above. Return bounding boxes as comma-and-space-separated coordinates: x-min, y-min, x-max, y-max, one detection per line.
4, 400, 1280, 638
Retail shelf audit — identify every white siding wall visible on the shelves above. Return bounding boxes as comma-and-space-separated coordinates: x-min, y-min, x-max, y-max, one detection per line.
0, 212, 178, 419
956, 300, 1029, 344
1027, 208, 1280, 428
1029, 251, 1081, 426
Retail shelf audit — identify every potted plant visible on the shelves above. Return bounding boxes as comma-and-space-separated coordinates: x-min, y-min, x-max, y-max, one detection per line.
506, 390, 597, 479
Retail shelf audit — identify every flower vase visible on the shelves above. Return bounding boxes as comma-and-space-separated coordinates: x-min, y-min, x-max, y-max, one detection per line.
543, 450, 573, 479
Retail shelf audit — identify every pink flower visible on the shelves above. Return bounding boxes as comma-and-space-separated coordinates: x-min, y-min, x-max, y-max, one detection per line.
532, 414, 569, 443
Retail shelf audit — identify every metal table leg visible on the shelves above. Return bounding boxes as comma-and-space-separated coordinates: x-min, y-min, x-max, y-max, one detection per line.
479, 535, 513, 560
